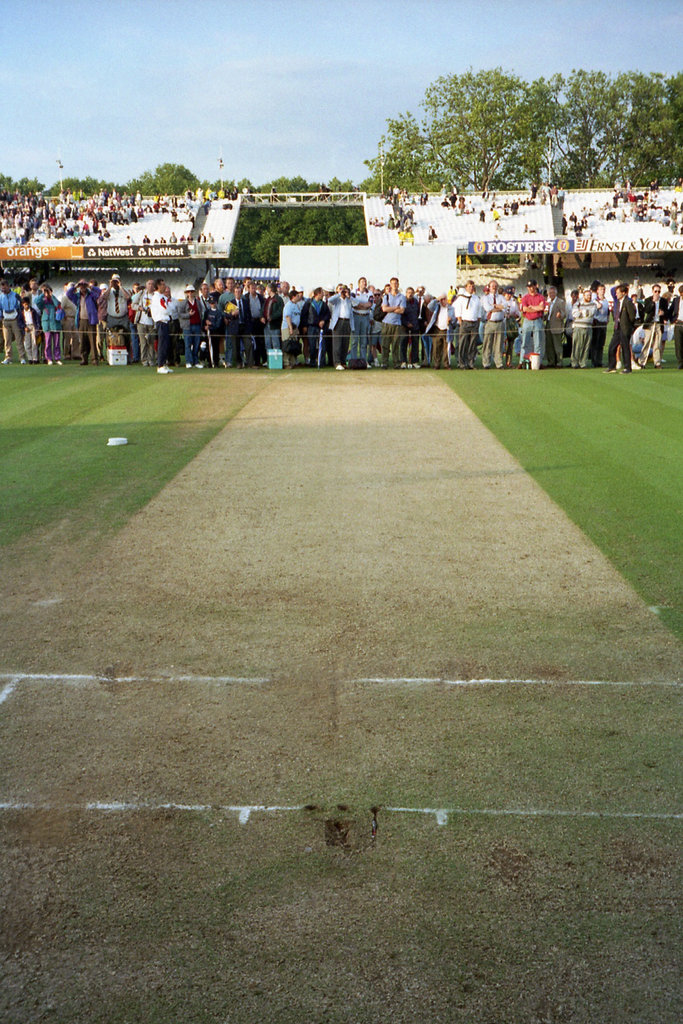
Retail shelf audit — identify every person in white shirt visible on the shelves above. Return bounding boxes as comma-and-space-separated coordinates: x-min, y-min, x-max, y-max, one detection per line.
350, 277, 372, 362
328, 284, 354, 369
424, 294, 455, 369
454, 280, 482, 369
131, 279, 157, 366
481, 279, 506, 369
150, 280, 173, 373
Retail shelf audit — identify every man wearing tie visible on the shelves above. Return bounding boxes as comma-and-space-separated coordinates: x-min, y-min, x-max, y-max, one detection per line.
667, 283, 683, 369
640, 285, 669, 367
544, 285, 566, 367
606, 283, 636, 373
454, 280, 482, 369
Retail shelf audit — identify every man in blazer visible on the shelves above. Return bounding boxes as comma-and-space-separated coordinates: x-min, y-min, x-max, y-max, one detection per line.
606, 283, 636, 373
544, 285, 566, 367
668, 284, 683, 369
640, 285, 669, 367
238, 281, 264, 368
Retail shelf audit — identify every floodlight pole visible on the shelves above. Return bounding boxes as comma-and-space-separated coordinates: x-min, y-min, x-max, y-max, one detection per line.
56, 159, 64, 193
379, 142, 385, 196
218, 155, 224, 193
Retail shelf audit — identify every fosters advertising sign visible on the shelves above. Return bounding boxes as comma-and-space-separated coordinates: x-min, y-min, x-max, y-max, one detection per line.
468, 237, 683, 255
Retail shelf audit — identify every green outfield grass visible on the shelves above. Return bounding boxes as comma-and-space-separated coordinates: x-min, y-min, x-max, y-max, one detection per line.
0, 366, 267, 548
446, 366, 683, 641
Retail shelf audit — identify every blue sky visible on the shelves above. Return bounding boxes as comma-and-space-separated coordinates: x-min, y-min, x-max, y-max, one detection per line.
4, 0, 682, 189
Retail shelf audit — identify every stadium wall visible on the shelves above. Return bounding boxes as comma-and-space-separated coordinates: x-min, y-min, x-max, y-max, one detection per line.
280, 245, 459, 293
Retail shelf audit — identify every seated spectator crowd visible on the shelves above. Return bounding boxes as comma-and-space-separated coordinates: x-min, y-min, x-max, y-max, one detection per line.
0, 187, 204, 246
2, 274, 682, 373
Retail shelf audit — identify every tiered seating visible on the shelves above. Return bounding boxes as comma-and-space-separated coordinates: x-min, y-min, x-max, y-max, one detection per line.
562, 188, 682, 242
364, 194, 555, 247
201, 198, 242, 252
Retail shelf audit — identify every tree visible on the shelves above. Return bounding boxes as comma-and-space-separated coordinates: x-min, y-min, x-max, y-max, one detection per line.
229, 207, 366, 267
364, 69, 533, 193
667, 72, 683, 181
0, 174, 46, 194
127, 163, 200, 196
46, 175, 122, 196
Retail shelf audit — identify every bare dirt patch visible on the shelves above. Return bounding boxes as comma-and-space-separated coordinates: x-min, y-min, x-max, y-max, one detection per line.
2, 372, 680, 684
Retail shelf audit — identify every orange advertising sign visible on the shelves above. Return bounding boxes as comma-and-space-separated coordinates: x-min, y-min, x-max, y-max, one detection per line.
0, 243, 84, 261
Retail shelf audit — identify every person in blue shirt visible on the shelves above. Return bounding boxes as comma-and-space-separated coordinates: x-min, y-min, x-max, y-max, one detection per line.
380, 277, 406, 368
0, 279, 27, 364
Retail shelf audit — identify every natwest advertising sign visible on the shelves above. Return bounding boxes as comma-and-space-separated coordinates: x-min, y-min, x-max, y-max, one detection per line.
0, 242, 191, 261
83, 244, 191, 259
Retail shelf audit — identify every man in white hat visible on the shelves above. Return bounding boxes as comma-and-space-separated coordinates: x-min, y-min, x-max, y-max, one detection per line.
178, 284, 203, 368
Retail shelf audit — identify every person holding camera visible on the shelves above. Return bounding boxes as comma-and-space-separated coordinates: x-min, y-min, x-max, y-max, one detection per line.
101, 273, 131, 355
328, 284, 354, 370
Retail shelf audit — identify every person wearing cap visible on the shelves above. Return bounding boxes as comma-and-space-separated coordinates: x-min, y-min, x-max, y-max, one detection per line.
0, 279, 26, 364
35, 285, 63, 365
66, 279, 100, 365
178, 284, 203, 368
519, 279, 546, 367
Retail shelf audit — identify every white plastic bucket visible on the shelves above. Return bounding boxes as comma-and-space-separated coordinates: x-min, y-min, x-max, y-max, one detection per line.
529, 353, 541, 370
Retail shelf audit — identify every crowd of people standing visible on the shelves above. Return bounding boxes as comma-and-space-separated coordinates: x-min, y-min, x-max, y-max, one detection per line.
1, 273, 682, 373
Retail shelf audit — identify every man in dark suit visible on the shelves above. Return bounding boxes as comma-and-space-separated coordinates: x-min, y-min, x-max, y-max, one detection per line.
238, 282, 264, 368
544, 285, 566, 367
668, 284, 683, 369
640, 285, 669, 367
606, 283, 636, 373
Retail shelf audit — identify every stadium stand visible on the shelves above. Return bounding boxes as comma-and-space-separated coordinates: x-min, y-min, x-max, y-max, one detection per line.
561, 188, 682, 241
364, 193, 555, 247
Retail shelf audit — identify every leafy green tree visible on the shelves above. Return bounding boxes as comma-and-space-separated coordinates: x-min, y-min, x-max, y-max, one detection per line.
667, 72, 683, 181
127, 163, 200, 195
230, 208, 366, 267
46, 175, 122, 196
0, 174, 46, 193
364, 69, 533, 193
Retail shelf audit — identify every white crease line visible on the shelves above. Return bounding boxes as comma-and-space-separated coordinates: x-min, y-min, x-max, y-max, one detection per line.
0, 673, 269, 685
1, 673, 679, 688
356, 677, 682, 688
0, 678, 19, 705
0, 801, 680, 823
387, 807, 683, 825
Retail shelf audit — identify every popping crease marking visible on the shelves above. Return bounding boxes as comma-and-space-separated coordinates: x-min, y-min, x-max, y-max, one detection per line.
1, 673, 679, 689
0, 678, 19, 705
0, 672, 269, 686
356, 677, 682, 688
387, 807, 683, 825
0, 801, 680, 824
